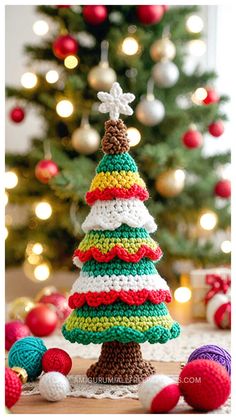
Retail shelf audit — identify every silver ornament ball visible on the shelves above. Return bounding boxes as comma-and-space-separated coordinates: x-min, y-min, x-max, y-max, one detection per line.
136, 97, 165, 126
72, 124, 100, 154
150, 38, 176, 62
152, 61, 179, 88
88, 63, 117, 91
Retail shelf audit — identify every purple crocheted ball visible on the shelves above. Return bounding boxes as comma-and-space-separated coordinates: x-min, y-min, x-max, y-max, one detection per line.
188, 345, 231, 376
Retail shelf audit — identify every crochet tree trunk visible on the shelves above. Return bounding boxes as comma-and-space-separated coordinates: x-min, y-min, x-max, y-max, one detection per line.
62, 83, 180, 384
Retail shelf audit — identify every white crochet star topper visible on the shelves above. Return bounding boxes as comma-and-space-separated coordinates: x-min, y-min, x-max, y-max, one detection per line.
97, 82, 135, 120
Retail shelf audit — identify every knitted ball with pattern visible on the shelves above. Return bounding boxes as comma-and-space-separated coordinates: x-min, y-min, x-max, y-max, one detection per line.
42, 348, 72, 375
39, 372, 70, 401
5, 367, 22, 408
179, 359, 231, 411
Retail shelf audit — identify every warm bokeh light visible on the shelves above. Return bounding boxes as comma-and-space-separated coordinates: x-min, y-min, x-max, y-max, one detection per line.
5, 171, 18, 189
34, 263, 50, 281
191, 87, 207, 105
188, 40, 206, 57
174, 169, 186, 183
174, 286, 192, 303
127, 127, 141, 147
56, 99, 74, 118
64, 55, 79, 69
5, 192, 9, 206
121, 37, 139, 56
221, 240, 231, 254
21, 72, 38, 89
199, 211, 218, 230
5, 227, 9, 240
35, 202, 52, 220
27, 254, 42, 265
186, 15, 204, 33
45, 70, 59, 84
33, 20, 49, 36
32, 243, 43, 255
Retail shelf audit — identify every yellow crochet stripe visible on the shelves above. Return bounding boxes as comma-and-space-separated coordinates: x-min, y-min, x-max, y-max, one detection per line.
65, 314, 174, 333
78, 237, 158, 253
89, 171, 146, 192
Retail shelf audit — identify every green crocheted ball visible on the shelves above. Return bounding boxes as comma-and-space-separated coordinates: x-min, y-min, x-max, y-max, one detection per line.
8, 336, 47, 381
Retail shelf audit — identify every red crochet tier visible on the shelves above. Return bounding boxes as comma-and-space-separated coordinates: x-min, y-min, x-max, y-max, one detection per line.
73, 244, 163, 264
86, 184, 149, 205
69, 289, 172, 308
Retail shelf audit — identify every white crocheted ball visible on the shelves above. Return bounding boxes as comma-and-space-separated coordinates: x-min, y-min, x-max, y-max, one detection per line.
138, 374, 180, 413
39, 372, 70, 402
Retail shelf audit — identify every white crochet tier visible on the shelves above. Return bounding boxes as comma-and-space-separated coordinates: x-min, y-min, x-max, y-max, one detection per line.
71, 272, 170, 294
82, 198, 157, 233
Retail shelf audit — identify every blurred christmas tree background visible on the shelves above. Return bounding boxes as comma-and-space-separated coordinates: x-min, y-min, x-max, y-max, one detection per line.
5, 5, 231, 289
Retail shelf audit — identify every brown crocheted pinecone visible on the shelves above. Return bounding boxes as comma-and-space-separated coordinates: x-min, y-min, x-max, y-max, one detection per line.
102, 119, 130, 154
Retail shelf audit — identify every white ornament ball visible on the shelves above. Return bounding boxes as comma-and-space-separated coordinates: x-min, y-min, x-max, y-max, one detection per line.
206, 293, 231, 330
88, 64, 117, 91
136, 97, 165, 126
150, 38, 176, 62
138, 374, 180, 413
152, 61, 179, 88
39, 372, 70, 402
72, 125, 100, 154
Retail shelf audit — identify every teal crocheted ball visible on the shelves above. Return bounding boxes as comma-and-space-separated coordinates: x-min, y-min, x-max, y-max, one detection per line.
8, 336, 47, 381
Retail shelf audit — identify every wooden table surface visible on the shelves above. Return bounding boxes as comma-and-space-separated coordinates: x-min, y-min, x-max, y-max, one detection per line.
12, 358, 190, 414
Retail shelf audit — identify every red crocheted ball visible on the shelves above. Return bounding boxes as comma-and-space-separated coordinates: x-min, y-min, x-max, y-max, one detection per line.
5, 367, 22, 408
42, 348, 72, 375
5, 321, 31, 351
179, 359, 230, 411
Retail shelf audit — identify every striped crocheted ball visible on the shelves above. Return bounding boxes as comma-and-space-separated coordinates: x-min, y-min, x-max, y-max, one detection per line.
8, 336, 47, 381
138, 374, 180, 413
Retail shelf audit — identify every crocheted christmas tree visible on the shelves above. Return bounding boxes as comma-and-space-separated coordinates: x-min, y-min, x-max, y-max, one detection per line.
62, 82, 180, 384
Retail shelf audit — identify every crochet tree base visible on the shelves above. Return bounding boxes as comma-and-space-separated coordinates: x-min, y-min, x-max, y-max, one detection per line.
86, 341, 156, 384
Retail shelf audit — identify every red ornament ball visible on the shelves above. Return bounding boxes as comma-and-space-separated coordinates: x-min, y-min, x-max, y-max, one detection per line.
203, 88, 219, 105
136, 5, 164, 25
208, 120, 224, 137
9, 106, 25, 123
5, 367, 22, 409
206, 293, 231, 329
138, 375, 180, 413
35, 159, 59, 184
42, 348, 72, 375
182, 129, 203, 149
5, 321, 31, 351
53, 35, 78, 59
214, 179, 231, 199
179, 359, 230, 411
39, 292, 71, 322
83, 5, 107, 25
57, 5, 71, 8
25, 304, 58, 337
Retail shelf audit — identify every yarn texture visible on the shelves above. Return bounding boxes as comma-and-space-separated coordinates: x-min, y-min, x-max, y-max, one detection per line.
8, 336, 47, 381
82, 198, 157, 233
62, 82, 180, 383
188, 344, 231, 375
39, 372, 70, 401
5, 367, 22, 409
179, 359, 231, 411
42, 348, 72, 375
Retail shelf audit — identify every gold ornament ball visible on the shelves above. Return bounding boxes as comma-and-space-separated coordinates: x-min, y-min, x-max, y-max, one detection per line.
11, 367, 28, 384
150, 38, 176, 62
155, 169, 185, 197
8, 297, 35, 321
72, 125, 100, 154
88, 63, 117, 91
